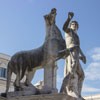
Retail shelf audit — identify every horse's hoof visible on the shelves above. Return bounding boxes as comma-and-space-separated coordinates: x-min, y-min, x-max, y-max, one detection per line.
14, 86, 22, 91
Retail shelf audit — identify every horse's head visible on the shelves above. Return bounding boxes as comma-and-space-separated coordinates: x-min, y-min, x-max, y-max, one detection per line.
44, 8, 57, 26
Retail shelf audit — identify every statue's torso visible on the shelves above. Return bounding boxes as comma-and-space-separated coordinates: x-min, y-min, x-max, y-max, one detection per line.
65, 29, 80, 48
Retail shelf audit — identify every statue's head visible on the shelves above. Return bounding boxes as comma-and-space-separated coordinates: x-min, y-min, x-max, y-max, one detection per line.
70, 20, 79, 31
44, 8, 57, 26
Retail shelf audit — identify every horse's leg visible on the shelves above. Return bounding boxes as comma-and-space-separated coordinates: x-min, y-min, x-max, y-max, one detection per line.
13, 60, 24, 91
14, 72, 21, 91
44, 60, 57, 92
25, 68, 36, 86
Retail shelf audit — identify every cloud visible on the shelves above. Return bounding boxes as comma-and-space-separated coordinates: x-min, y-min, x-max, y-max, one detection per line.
92, 47, 100, 54
85, 62, 100, 80
82, 47, 100, 95
91, 54, 100, 61
82, 84, 100, 93
90, 47, 100, 61
85, 47, 100, 80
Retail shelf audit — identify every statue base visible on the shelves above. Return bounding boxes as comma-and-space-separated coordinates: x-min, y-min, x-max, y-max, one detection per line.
0, 84, 84, 100
0, 83, 58, 99
1, 93, 86, 100
0, 93, 80, 100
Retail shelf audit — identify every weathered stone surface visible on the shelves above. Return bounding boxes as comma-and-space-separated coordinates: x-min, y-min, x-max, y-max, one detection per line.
6, 8, 67, 96
0, 93, 77, 100
4, 84, 56, 98
0, 96, 6, 100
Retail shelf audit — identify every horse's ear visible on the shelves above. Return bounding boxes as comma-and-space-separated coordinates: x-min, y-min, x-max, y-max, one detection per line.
51, 8, 57, 14
44, 15, 47, 19
44, 15, 50, 20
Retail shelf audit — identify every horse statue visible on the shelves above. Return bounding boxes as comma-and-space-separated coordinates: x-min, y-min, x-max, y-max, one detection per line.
6, 8, 69, 95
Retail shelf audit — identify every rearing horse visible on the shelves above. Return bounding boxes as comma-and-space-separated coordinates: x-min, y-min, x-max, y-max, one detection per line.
6, 8, 68, 95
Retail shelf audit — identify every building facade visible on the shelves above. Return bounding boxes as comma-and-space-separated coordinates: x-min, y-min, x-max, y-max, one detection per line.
0, 53, 15, 93
84, 94, 100, 100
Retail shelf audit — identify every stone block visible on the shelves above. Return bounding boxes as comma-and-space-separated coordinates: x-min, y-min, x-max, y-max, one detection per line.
0, 93, 77, 100
0, 96, 6, 100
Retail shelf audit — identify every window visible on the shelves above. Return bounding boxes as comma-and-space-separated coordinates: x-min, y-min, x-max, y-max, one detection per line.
0, 67, 7, 78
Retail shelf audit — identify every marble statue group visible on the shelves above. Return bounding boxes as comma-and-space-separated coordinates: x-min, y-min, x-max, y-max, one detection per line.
4, 8, 86, 100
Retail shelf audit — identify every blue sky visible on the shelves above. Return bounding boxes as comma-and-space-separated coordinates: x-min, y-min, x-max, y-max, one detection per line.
0, 0, 100, 96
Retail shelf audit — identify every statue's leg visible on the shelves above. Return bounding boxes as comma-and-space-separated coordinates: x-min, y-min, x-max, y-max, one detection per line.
65, 48, 81, 98
60, 74, 70, 93
25, 68, 36, 86
61, 56, 71, 93
77, 62, 85, 97
64, 58, 68, 77
70, 49, 79, 76
14, 72, 21, 91
65, 55, 72, 76
61, 54, 72, 94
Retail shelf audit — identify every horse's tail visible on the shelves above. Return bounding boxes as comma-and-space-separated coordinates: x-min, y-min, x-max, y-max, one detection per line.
6, 61, 13, 96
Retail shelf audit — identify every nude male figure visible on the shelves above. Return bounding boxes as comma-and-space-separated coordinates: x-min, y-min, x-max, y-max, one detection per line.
60, 12, 86, 99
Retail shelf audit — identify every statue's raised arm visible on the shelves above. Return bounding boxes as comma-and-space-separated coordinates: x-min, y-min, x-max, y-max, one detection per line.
63, 12, 74, 33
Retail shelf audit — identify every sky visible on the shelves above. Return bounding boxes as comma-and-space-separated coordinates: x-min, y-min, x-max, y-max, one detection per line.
0, 0, 100, 96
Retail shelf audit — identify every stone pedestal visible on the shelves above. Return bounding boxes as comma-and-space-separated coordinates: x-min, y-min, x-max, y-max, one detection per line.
0, 93, 77, 100
1, 83, 55, 98
44, 62, 58, 93
0, 96, 6, 100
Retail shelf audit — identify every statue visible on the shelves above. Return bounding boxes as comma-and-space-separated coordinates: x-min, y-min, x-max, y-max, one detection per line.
5, 8, 68, 96
60, 12, 86, 100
